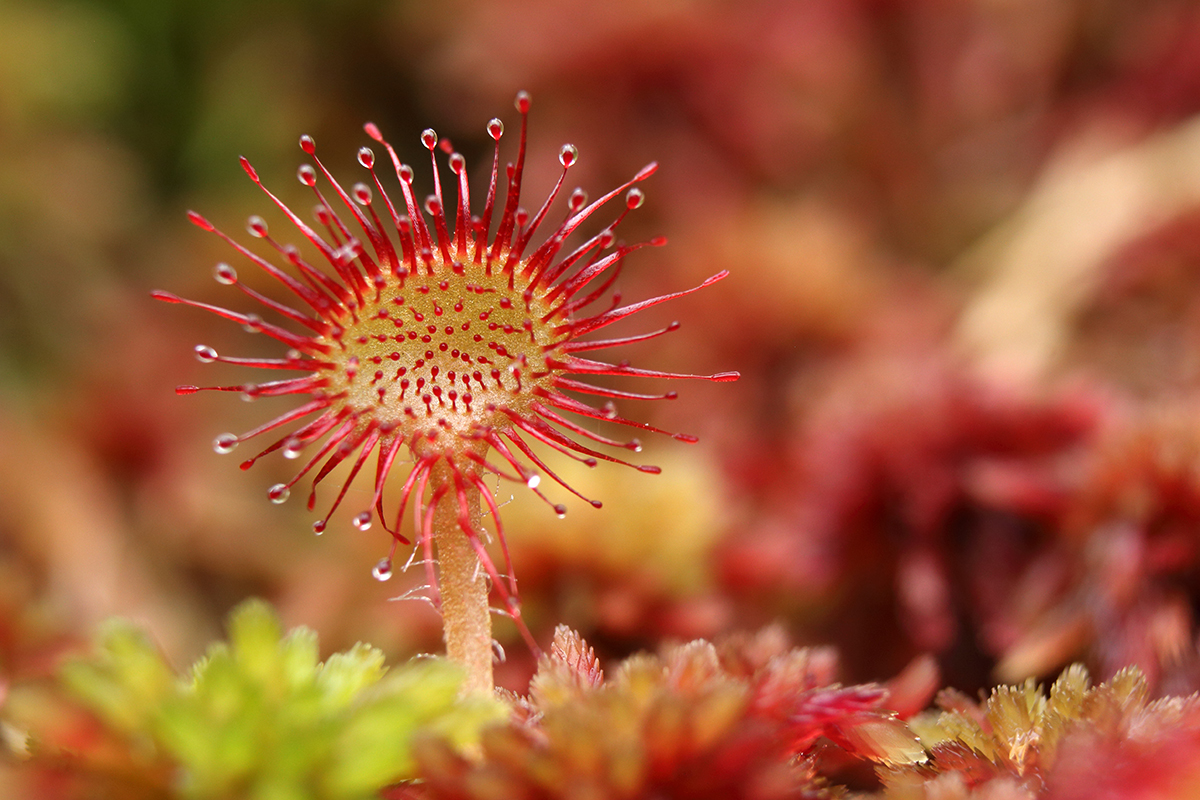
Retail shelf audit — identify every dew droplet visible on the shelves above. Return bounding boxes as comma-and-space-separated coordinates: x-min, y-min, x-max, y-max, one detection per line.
357, 146, 375, 168
602, 401, 618, 419
213, 433, 239, 454
630, 438, 643, 453
399, 164, 413, 184
312, 519, 326, 536
352, 183, 372, 205
448, 152, 465, 174
515, 90, 531, 113
626, 187, 645, 209
247, 216, 268, 237
268, 484, 290, 504
559, 144, 578, 167
242, 313, 263, 333
297, 164, 317, 186
425, 195, 440, 215
568, 188, 587, 212
213, 263, 238, 284
421, 128, 437, 150
526, 474, 541, 490
487, 118, 503, 140
299, 134, 316, 154
372, 558, 393, 581
194, 345, 218, 363
554, 505, 567, 519
282, 438, 304, 459
353, 511, 372, 531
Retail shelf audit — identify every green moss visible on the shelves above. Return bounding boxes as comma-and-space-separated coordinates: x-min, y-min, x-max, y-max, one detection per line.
60, 599, 508, 800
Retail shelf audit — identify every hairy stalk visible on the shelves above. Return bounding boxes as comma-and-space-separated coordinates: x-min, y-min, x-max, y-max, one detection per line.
432, 461, 494, 695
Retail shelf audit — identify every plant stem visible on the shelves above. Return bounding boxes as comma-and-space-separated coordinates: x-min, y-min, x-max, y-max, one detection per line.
431, 460, 494, 695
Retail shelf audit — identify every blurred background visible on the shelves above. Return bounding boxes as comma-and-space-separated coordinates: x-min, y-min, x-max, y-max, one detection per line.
6, 0, 1200, 713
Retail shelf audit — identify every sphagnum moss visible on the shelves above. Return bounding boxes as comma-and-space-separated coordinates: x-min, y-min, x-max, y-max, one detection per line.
158, 92, 738, 694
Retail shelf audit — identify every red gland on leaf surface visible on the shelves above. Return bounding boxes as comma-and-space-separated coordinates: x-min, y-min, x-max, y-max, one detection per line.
157, 91, 737, 645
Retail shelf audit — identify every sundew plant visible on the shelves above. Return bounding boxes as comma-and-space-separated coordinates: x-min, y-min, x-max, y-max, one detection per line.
157, 92, 738, 693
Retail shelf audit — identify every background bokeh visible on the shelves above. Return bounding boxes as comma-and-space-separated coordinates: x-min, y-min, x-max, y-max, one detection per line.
6, 0, 1200, 720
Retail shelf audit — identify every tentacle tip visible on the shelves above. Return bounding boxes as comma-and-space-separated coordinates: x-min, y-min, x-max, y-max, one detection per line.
239, 156, 260, 182
637, 465, 662, 474
673, 433, 700, 443
590, 500, 603, 509
363, 122, 383, 141
712, 371, 740, 382
635, 162, 659, 180
239, 459, 256, 471
151, 290, 181, 303
185, 210, 213, 231
515, 90, 531, 113
175, 385, 199, 395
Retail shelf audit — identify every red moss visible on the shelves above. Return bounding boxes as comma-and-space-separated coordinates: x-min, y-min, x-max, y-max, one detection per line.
719, 353, 1100, 686
403, 627, 925, 800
